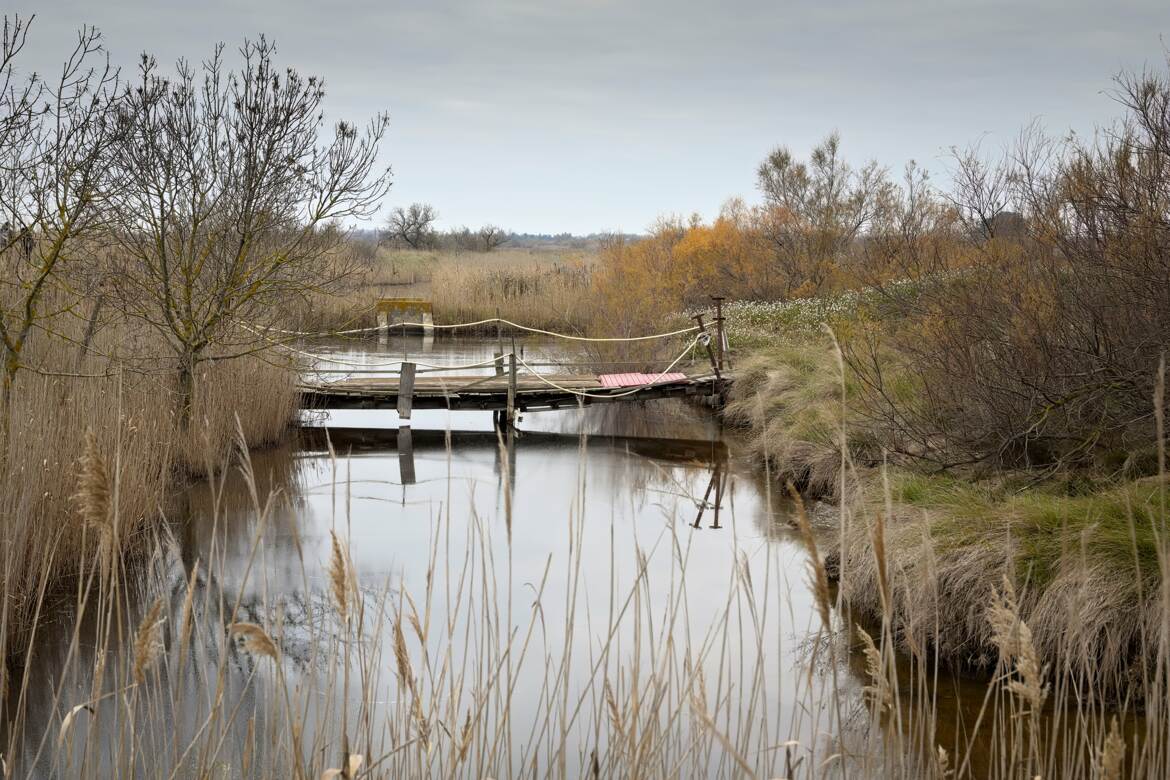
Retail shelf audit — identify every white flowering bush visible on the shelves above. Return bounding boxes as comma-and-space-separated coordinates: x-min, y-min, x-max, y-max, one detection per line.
713, 278, 924, 349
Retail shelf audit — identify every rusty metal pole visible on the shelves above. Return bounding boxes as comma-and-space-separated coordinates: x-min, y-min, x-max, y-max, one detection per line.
495, 308, 506, 376
692, 313, 722, 383
507, 350, 517, 427
711, 461, 724, 529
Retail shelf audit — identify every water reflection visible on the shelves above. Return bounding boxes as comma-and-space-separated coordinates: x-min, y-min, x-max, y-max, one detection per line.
8, 337, 892, 778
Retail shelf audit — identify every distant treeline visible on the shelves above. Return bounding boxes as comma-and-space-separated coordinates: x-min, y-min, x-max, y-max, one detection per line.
362, 202, 640, 251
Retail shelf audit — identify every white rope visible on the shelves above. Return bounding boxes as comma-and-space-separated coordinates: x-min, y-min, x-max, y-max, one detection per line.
282, 341, 507, 372
241, 321, 511, 372
256, 317, 700, 343
242, 321, 716, 396
511, 336, 707, 400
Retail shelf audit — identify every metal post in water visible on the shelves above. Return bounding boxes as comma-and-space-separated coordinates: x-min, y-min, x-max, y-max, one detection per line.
694, 469, 717, 528
712, 461, 724, 529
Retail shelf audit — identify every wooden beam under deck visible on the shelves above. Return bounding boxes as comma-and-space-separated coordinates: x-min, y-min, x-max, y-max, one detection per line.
300, 372, 729, 412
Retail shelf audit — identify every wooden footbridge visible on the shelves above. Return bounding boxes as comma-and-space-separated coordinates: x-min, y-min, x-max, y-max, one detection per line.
296, 300, 734, 425
301, 367, 728, 413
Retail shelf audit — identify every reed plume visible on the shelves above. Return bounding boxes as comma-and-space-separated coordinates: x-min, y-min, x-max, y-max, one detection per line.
132, 598, 165, 684
1098, 716, 1125, 780
177, 560, 199, 668
329, 529, 350, 625
74, 429, 111, 535
393, 618, 412, 689
857, 626, 891, 712
605, 680, 624, 737
230, 622, 280, 660
987, 575, 1048, 712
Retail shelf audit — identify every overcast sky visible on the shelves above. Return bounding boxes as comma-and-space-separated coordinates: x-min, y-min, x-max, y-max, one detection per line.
20, 1, 1170, 234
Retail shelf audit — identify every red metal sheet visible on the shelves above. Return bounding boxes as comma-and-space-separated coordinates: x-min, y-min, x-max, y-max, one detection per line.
598, 372, 687, 388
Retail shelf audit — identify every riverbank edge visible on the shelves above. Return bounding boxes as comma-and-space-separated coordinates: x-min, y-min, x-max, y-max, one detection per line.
719, 336, 1167, 702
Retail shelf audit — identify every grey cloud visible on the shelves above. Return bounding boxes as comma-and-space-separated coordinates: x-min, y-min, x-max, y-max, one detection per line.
18, 0, 1170, 232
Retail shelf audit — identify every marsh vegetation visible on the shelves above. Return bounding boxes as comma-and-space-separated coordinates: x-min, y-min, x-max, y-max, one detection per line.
3, 9, 1170, 779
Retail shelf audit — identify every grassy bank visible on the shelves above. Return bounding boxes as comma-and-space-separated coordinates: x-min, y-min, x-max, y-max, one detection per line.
844, 470, 1167, 698
722, 291, 1170, 714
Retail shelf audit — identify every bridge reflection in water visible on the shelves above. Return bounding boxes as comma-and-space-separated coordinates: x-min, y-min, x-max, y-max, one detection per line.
298, 425, 731, 531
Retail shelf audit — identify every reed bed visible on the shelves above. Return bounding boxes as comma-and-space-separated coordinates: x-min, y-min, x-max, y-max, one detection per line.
0, 313, 299, 667
286, 248, 598, 336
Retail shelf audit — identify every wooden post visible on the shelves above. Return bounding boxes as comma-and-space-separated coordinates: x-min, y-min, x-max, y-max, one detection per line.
507, 351, 517, 427
397, 362, 416, 419
397, 425, 416, 485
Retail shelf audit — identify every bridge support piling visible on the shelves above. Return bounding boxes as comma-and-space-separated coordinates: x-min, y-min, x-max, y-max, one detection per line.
397, 362, 416, 419
507, 352, 517, 426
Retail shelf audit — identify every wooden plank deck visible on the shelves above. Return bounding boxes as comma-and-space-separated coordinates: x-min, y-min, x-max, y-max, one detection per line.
300, 371, 728, 412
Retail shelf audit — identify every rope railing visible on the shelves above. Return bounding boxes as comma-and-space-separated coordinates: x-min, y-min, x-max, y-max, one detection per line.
509, 335, 707, 399
244, 317, 709, 383
299, 351, 507, 373
254, 317, 701, 343
304, 358, 697, 374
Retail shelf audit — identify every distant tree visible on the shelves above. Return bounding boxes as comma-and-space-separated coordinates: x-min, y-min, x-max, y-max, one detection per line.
478, 224, 509, 252
440, 225, 474, 251
106, 38, 391, 426
0, 16, 122, 423
384, 203, 437, 249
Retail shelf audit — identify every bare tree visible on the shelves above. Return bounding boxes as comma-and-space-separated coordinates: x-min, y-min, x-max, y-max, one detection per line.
477, 224, 508, 252
944, 139, 1014, 240
0, 16, 122, 420
383, 202, 437, 249
756, 133, 890, 294
106, 38, 391, 426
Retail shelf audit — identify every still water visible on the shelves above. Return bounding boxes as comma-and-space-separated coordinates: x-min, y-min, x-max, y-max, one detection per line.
9, 334, 988, 777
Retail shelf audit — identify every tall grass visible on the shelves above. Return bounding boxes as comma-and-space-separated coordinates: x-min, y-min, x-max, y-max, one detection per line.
288, 247, 598, 335
0, 313, 299, 667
